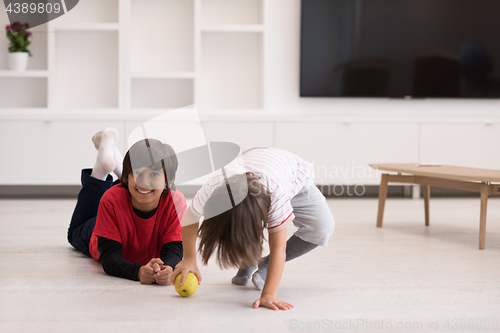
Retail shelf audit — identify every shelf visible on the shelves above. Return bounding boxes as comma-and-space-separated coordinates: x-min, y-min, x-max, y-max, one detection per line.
54, 0, 119, 24
131, 78, 194, 109
201, 24, 264, 32
130, 0, 194, 73
54, 31, 118, 108
201, 0, 263, 25
131, 72, 195, 79
200, 32, 263, 110
0, 10, 48, 70
0, 78, 47, 108
53, 23, 120, 31
0, 70, 48, 78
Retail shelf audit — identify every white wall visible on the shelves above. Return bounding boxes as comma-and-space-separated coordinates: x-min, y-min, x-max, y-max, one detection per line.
259, 0, 500, 187
1, 0, 500, 188
265, 0, 500, 117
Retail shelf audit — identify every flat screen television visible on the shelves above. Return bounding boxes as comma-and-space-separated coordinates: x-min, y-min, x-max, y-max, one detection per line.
300, 0, 500, 98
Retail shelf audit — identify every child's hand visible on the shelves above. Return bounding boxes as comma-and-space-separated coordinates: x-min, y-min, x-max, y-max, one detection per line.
138, 258, 164, 284
170, 258, 202, 286
154, 265, 173, 285
253, 294, 294, 311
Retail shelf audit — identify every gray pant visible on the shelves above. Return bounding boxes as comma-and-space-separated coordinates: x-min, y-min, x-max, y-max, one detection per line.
255, 176, 335, 275
290, 175, 335, 246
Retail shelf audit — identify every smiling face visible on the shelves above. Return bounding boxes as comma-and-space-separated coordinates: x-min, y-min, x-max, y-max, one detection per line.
127, 167, 166, 213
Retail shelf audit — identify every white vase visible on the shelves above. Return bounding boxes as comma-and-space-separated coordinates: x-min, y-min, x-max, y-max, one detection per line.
7, 52, 29, 71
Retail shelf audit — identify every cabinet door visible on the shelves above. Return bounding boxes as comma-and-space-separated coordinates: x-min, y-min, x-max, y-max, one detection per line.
0, 121, 125, 185
201, 122, 274, 151
420, 123, 500, 169
275, 123, 419, 185
125, 121, 273, 186
126, 120, 273, 152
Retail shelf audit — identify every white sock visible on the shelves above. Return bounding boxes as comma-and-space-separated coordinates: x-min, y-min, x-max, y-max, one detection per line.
91, 131, 102, 150
113, 149, 123, 179
91, 128, 123, 179
91, 128, 119, 181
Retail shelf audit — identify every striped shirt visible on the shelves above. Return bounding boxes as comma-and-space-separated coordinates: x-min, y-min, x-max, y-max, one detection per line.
190, 147, 313, 232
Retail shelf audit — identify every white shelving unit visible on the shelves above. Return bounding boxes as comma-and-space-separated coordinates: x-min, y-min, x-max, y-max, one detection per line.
0, 0, 267, 185
0, 70, 48, 77
53, 30, 119, 109
52, 23, 120, 31
0, 0, 266, 113
200, 0, 263, 25
55, 0, 120, 24
131, 72, 196, 79
201, 25, 265, 32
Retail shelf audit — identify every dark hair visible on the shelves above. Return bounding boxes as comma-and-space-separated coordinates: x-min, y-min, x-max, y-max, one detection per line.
197, 172, 270, 269
120, 139, 178, 195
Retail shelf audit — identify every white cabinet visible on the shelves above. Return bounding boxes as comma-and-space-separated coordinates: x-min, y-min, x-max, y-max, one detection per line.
122, 120, 273, 187
275, 122, 420, 185
201, 121, 273, 151
3, 119, 500, 187
0, 121, 125, 185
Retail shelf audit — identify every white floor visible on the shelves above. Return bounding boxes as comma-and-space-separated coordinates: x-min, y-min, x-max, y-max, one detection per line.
1, 197, 500, 333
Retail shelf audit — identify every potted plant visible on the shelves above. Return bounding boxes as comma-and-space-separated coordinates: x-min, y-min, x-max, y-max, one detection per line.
5, 22, 32, 71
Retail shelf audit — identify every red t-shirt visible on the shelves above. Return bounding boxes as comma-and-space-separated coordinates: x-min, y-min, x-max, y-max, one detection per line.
89, 185, 186, 265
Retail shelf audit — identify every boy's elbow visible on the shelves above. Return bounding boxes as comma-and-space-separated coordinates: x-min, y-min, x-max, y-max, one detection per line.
100, 256, 117, 277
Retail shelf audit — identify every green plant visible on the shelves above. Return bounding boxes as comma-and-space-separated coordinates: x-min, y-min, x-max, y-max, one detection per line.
5, 22, 32, 56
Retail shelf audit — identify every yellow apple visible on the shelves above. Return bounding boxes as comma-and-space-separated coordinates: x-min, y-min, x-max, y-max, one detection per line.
174, 272, 198, 297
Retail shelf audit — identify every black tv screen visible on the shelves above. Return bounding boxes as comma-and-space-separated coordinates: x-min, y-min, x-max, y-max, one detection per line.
300, 0, 500, 98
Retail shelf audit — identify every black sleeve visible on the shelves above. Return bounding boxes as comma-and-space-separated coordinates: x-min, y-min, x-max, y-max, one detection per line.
160, 241, 183, 270
97, 236, 142, 281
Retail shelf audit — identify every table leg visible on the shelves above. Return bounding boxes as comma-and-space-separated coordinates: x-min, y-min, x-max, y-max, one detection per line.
479, 183, 488, 250
376, 174, 389, 228
423, 185, 430, 226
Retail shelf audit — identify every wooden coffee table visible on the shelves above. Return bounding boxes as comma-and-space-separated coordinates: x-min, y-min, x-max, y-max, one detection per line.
370, 163, 500, 249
